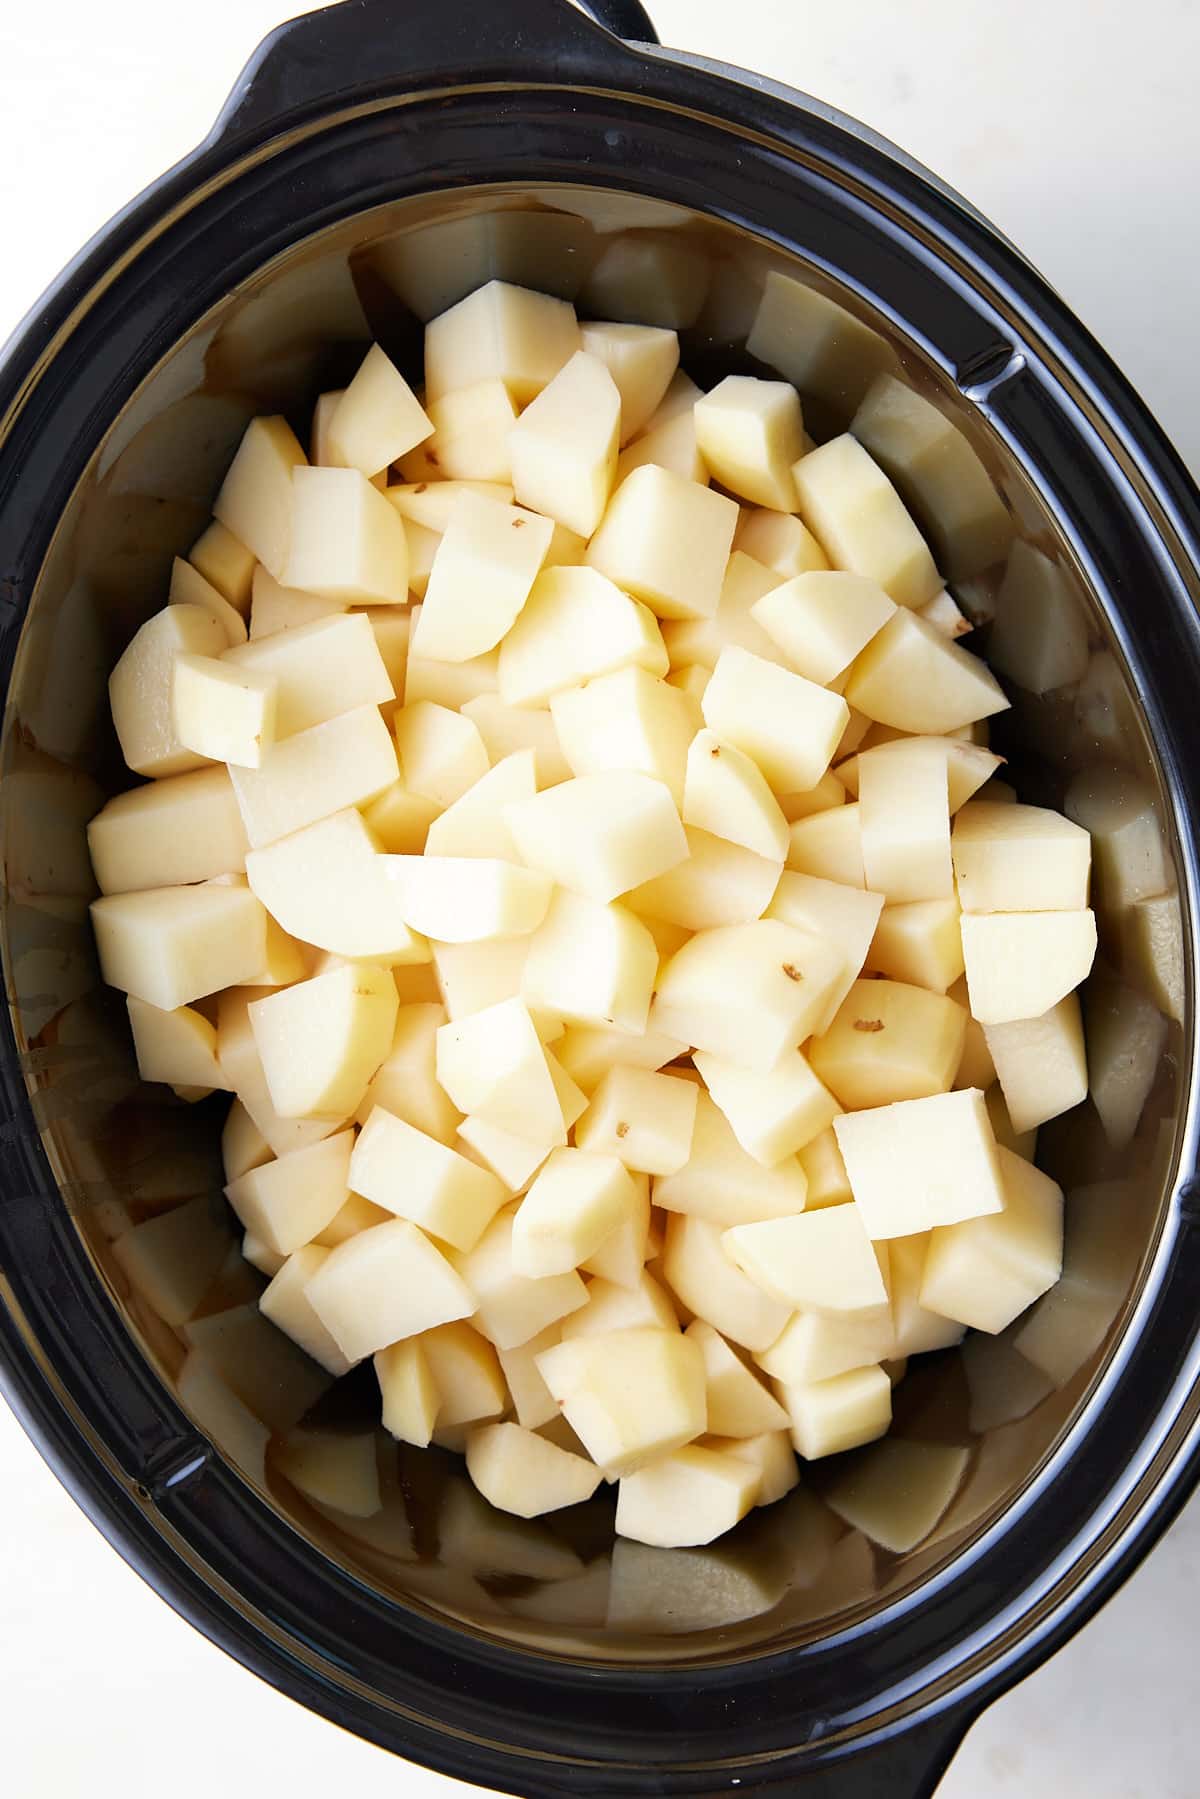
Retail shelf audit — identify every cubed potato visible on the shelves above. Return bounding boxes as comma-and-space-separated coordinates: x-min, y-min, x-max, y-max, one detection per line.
615, 407, 708, 486
171, 654, 276, 769
775, 1363, 892, 1461
693, 1045, 838, 1165
988, 540, 1090, 695
574, 1067, 698, 1175
225, 1129, 353, 1256
436, 998, 565, 1142
550, 667, 697, 807
359, 783, 437, 855
579, 1172, 651, 1289
88, 767, 248, 896
249, 962, 397, 1118
258, 1244, 356, 1377
467, 1421, 602, 1518
719, 1430, 800, 1508
314, 1192, 392, 1248
886, 1232, 965, 1356
283, 466, 409, 605
111, 1195, 231, 1328
430, 937, 530, 1021
509, 350, 620, 535
561, 1269, 677, 1338
702, 646, 849, 795
498, 567, 667, 708
752, 570, 895, 686
746, 270, 894, 412
229, 703, 398, 848
725, 1206, 887, 1313
109, 604, 229, 777
838, 733, 1000, 813
960, 910, 1097, 1023
245, 808, 427, 961
586, 465, 739, 622
920, 1147, 1064, 1333
384, 856, 552, 943
222, 611, 393, 736
580, 320, 679, 444
1085, 969, 1167, 1151
375, 1337, 440, 1447
91, 882, 267, 1010
757, 1302, 895, 1387
661, 551, 783, 671
217, 987, 348, 1159
616, 1443, 760, 1547
422, 379, 517, 482
423, 753, 535, 862
387, 480, 515, 533
983, 995, 1088, 1135
656, 1088, 809, 1226
553, 1023, 688, 1096
306, 1218, 475, 1362
404, 638, 500, 711
536, 1327, 706, 1476
213, 416, 307, 579
419, 1320, 508, 1427
918, 590, 971, 638
189, 518, 256, 611
424, 279, 581, 405
952, 801, 1091, 913
412, 492, 554, 663
248, 568, 347, 639
844, 609, 1009, 734
661, 1213, 792, 1352
686, 1320, 789, 1437
325, 344, 432, 475
451, 1205, 588, 1349
394, 700, 489, 809
821, 1437, 970, 1553
766, 871, 884, 1032
792, 434, 940, 609
126, 995, 226, 1092
736, 507, 829, 580
1064, 767, 1169, 914
497, 1324, 562, 1430
693, 376, 804, 510
521, 888, 657, 1034
505, 771, 687, 904
456, 1114, 551, 1194
984, 1082, 1037, 1160
798, 1125, 853, 1211
858, 739, 952, 902
627, 826, 781, 931
651, 920, 844, 1074
683, 730, 789, 863
866, 895, 965, 994
222, 1098, 272, 1182
462, 693, 572, 787
798, 806, 885, 891
809, 978, 966, 1110
1120, 888, 1184, 1022
168, 558, 248, 646
349, 1107, 507, 1250
512, 1148, 640, 1277
833, 1088, 1005, 1238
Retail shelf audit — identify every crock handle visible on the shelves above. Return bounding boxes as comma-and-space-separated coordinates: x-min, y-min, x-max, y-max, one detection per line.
742, 1705, 974, 1799
211, 0, 659, 148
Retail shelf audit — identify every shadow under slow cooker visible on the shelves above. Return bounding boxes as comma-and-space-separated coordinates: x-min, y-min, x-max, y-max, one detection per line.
0, 188, 1184, 1662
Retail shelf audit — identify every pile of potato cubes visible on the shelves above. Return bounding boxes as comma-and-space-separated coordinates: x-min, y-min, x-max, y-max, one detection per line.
86, 278, 1095, 1548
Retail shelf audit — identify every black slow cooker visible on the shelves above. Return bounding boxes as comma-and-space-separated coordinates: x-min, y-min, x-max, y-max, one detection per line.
2, 1, 1199, 1792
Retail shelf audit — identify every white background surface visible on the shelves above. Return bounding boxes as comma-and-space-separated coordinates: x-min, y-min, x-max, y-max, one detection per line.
1, 1, 1198, 1793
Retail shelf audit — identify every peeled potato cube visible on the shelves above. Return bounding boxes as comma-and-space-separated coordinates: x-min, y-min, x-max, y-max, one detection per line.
375, 1337, 440, 1447
580, 320, 679, 444
833, 1088, 1005, 1238
785, 805, 866, 889
314, 1192, 391, 1248
260, 1245, 356, 1377
457, 1115, 552, 1193
627, 826, 782, 931
988, 539, 1090, 695
520, 888, 657, 1034
423, 379, 517, 482
775, 1363, 892, 1461
229, 704, 398, 849
505, 771, 687, 904
766, 871, 884, 1033
403, 636, 499, 711
952, 801, 1092, 913
171, 654, 275, 769
245, 809, 427, 961
725, 1207, 887, 1313
222, 611, 393, 737
424, 279, 581, 406
617, 1443, 760, 1547
811, 965, 969, 1110
225, 1129, 353, 1257
385, 856, 551, 943
721, 1431, 799, 1508
512, 1148, 640, 1277
249, 962, 397, 1119
349, 1107, 507, 1250
961, 910, 1097, 1024
822, 1437, 970, 1553
430, 937, 531, 1021
550, 667, 697, 807
561, 1268, 676, 1339
682, 730, 789, 863
88, 766, 248, 895
424, 753, 536, 862
798, 1125, 853, 1211
694, 1045, 838, 1165
662, 1213, 792, 1352
126, 996, 227, 1091
736, 507, 829, 579
845, 609, 1009, 735
1085, 970, 1167, 1151
499, 567, 667, 708
213, 415, 307, 580
661, 551, 784, 671
656, 1088, 809, 1228
306, 1218, 474, 1362
984, 995, 1088, 1135
615, 407, 708, 486
189, 518, 256, 612
651, 919, 843, 1073
887, 1232, 965, 1356
325, 343, 432, 475
836, 738, 999, 816
751, 569, 895, 686
866, 895, 965, 994
436, 998, 565, 1143
91, 883, 267, 1010
535, 1327, 706, 1476
756, 1304, 895, 1387
394, 700, 489, 809
451, 1205, 588, 1349
496, 1325, 562, 1430
792, 434, 940, 609
509, 350, 620, 536
574, 1067, 698, 1176
217, 988, 346, 1159
467, 1421, 602, 1518
109, 604, 229, 778
693, 375, 805, 510
580, 229, 710, 330
587, 464, 739, 622
168, 558, 248, 646
283, 466, 409, 604
858, 739, 952, 902
248, 568, 347, 639
702, 647, 848, 795
554, 1023, 688, 1096
462, 693, 572, 787
1064, 767, 1169, 914
419, 1320, 508, 1427
686, 1320, 789, 1438
412, 492, 554, 663
920, 1147, 1064, 1333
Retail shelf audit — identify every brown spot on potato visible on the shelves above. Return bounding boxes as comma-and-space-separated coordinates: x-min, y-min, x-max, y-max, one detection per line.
615, 1121, 630, 1139
853, 1018, 885, 1033
511, 517, 526, 529
782, 963, 802, 983
413, 482, 428, 494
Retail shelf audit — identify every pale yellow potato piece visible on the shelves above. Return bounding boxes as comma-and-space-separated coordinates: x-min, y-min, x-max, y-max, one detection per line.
650, 919, 843, 1073
961, 910, 1097, 1024
386, 479, 515, 532
283, 466, 409, 605
798, 1125, 853, 1211
222, 611, 393, 736
362, 783, 440, 854
536, 1327, 706, 1477
580, 230, 710, 330
844, 609, 1009, 734
833, 1087, 1005, 1239
866, 895, 965, 994
91, 882, 267, 1010
786, 804, 865, 889
225, 1129, 353, 1257
505, 771, 687, 904
436, 998, 565, 1143
424, 752, 536, 862
574, 1067, 698, 1176
325, 343, 431, 475
656, 1088, 809, 1227
988, 539, 1090, 695
858, 739, 953, 902
686, 1320, 789, 1438
810, 977, 966, 1110
314, 1192, 391, 1248
245, 808, 427, 961
580, 1172, 651, 1290
920, 1146, 1064, 1333
615, 408, 708, 486
249, 962, 397, 1119
580, 320, 679, 444
229, 703, 398, 848
419, 1320, 508, 1427
1064, 766, 1169, 914
412, 492, 554, 663
462, 693, 572, 787
747, 270, 893, 410
561, 1269, 677, 1339
217, 988, 347, 1159
222, 1098, 272, 1182
497, 1324, 562, 1430
775, 1363, 892, 1461
375, 1337, 440, 1447
720, 1430, 799, 1508
884, 1230, 964, 1357
587, 464, 739, 622
109, 1196, 229, 1329
627, 826, 781, 931
213, 415, 307, 580
430, 937, 530, 1021
683, 729, 789, 863
756, 1304, 895, 1387
735, 507, 829, 579
260, 1244, 356, 1377
1121, 888, 1184, 1022
693, 376, 804, 510
109, 604, 229, 777
404, 636, 500, 711
171, 653, 276, 769
423, 379, 517, 482
617, 1443, 760, 1547
520, 888, 657, 1034
384, 856, 552, 943
554, 1023, 688, 1095
661, 1213, 792, 1352
88, 766, 249, 895
918, 590, 972, 638
766, 871, 884, 1033
725, 1206, 887, 1314
822, 1437, 970, 1552
392, 964, 443, 1006
694, 1045, 838, 1165
983, 995, 1088, 1135
751, 569, 896, 685
509, 350, 620, 536
306, 1218, 475, 1362
248, 567, 347, 639
952, 801, 1091, 913
499, 567, 666, 708
702, 646, 848, 795
661, 551, 783, 671
456, 1114, 552, 1194
467, 1421, 602, 1518
984, 1082, 1037, 1160
1086, 970, 1167, 1151
512, 1148, 639, 1277
450, 1205, 588, 1350
792, 434, 940, 609
393, 700, 488, 809
168, 557, 248, 646
126, 996, 227, 1091
424, 279, 581, 405
349, 1107, 507, 1250
550, 666, 697, 807
189, 518, 256, 612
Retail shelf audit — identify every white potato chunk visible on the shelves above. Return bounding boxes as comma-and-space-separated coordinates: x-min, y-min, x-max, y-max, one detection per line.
792, 434, 940, 609
451, 1205, 588, 1349
225, 1129, 353, 1256
775, 1363, 892, 1461
306, 1218, 475, 1361
554, 1024, 688, 1096
245, 808, 427, 961
496, 1325, 562, 1430
1120, 888, 1184, 1022
720, 1431, 799, 1507
747, 270, 893, 409
858, 739, 953, 902
189, 519, 256, 611
725, 1206, 887, 1313
662, 551, 783, 670
314, 1192, 391, 1248
756, 1303, 895, 1387
736, 507, 829, 579
580, 320, 679, 444
561, 1268, 676, 1339
419, 1320, 507, 1427
423, 380, 517, 482
404, 635, 499, 710
918, 590, 971, 638
617, 1444, 760, 1547
798, 1125, 853, 1211
1064, 767, 1169, 913
887, 1232, 965, 1356
587, 464, 739, 622
920, 1147, 1064, 1333
462, 693, 572, 787
509, 350, 620, 535
283, 466, 409, 604
693, 376, 805, 510
866, 895, 965, 994
579, 229, 710, 329
686, 1320, 789, 1437
88, 766, 248, 895
325, 343, 432, 475
387, 480, 515, 532
833, 1088, 1005, 1238
550, 667, 697, 807
1086, 971, 1167, 1151
229, 704, 398, 848
260, 1245, 356, 1377
575, 1067, 698, 1176
844, 609, 1009, 734
683, 730, 789, 862
627, 826, 781, 931
412, 492, 554, 663
436, 998, 565, 1142
512, 1148, 640, 1276
423, 753, 536, 862
505, 771, 687, 903
91, 882, 267, 1010
429, 937, 530, 1021
457, 1115, 552, 1194
217, 988, 347, 1159
694, 1045, 838, 1165
213, 416, 307, 580
424, 279, 581, 405
499, 567, 667, 707
168, 558, 248, 646
384, 855, 552, 943
983, 995, 1088, 1135
171, 654, 275, 769
349, 1107, 507, 1250
248, 568, 347, 639
394, 700, 489, 809
222, 611, 393, 736
521, 888, 658, 1034
702, 646, 848, 794
766, 872, 884, 1033
988, 540, 1090, 694
109, 1197, 229, 1329
656, 1088, 809, 1227
249, 962, 397, 1118
360, 782, 437, 855
961, 910, 1097, 1023
375, 1337, 440, 1447
751, 569, 895, 686
467, 1421, 602, 1517
952, 801, 1091, 913
822, 1437, 970, 1552
615, 407, 708, 486
126, 996, 227, 1091
109, 604, 229, 777
536, 1327, 706, 1476
831, 737, 1000, 814
662, 1214, 792, 1352
650, 919, 843, 1073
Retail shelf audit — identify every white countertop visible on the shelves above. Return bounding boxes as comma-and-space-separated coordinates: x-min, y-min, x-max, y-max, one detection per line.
2, 2, 1198, 1793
